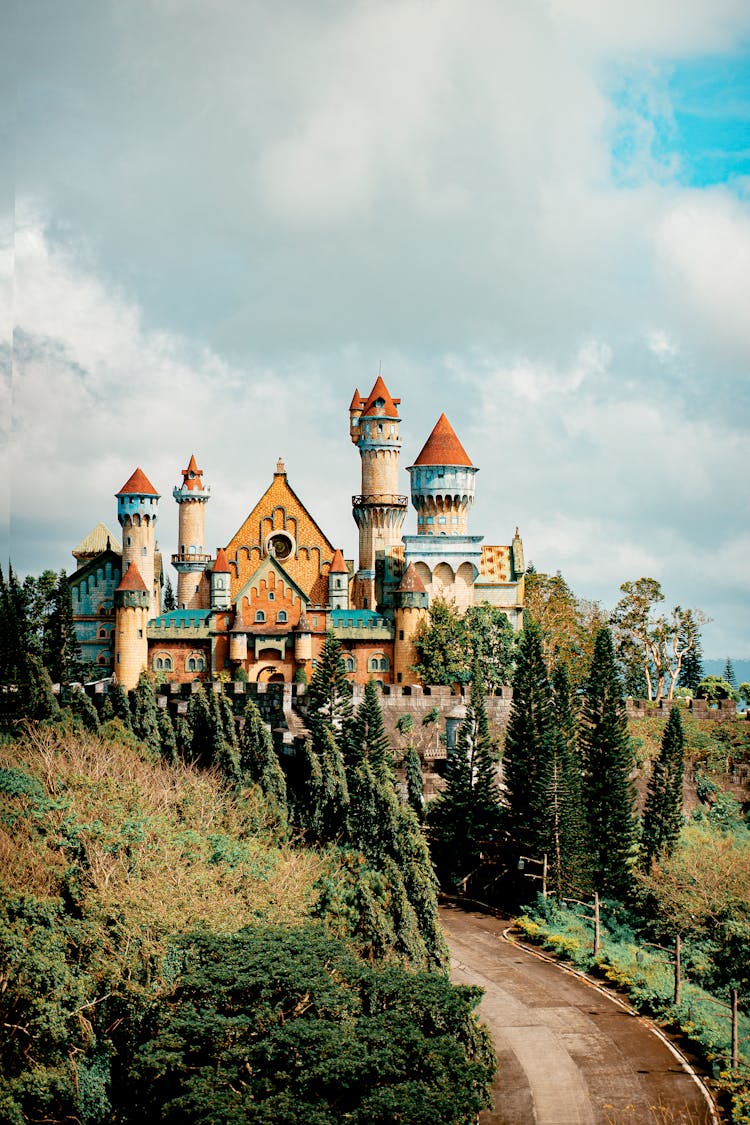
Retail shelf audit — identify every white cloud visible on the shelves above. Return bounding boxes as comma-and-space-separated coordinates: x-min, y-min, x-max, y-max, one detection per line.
647, 329, 679, 362
656, 190, 750, 363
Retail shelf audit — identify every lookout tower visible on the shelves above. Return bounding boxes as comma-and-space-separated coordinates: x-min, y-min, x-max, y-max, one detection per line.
116, 467, 160, 615
172, 454, 211, 609
349, 376, 407, 610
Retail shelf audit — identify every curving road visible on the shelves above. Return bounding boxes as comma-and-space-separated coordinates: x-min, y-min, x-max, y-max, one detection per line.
440, 905, 716, 1125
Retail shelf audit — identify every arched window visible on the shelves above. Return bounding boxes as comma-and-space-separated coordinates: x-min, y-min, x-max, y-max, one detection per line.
369, 657, 379, 673
155, 657, 163, 670
98, 627, 107, 639
344, 655, 356, 673
195, 656, 205, 671
97, 655, 108, 666
380, 657, 389, 671
369, 654, 390, 674
187, 657, 196, 672
164, 656, 173, 671
255, 610, 266, 623
277, 610, 287, 624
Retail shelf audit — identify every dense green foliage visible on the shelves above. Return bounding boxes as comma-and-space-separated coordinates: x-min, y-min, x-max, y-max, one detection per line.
0, 715, 492, 1123
129, 925, 494, 1124
412, 600, 514, 690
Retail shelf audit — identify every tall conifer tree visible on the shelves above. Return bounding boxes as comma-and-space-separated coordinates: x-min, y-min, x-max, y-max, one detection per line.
579, 627, 637, 899
239, 699, 287, 808
503, 620, 556, 861
640, 704, 685, 871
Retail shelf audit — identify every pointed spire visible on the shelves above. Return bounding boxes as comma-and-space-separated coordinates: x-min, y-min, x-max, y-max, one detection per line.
349, 388, 364, 411
412, 414, 473, 467
213, 547, 231, 573
116, 467, 159, 496
329, 549, 348, 574
360, 374, 400, 418
275, 458, 286, 477
180, 454, 205, 491
116, 562, 148, 592
397, 562, 427, 594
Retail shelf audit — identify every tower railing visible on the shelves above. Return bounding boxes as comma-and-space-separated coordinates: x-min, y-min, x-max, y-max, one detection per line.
352, 494, 408, 508
171, 551, 214, 565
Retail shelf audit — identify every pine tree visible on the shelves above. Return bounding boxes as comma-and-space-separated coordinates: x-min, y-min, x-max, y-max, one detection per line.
163, 575, 176, 612
43, 570, 82, 684
355, 678, 393, 780
678, 643, 704, 693
208, 688, 239, 781
724, 658, 737, 689
239, 699, 287, 807
427, 660, 501, 888
579, 627, 637, 900
502, 620, 556, 861
404, 746, 424, 821
307, 631, 355, 752
543, 666, 591, 898
640, 704, 685, 871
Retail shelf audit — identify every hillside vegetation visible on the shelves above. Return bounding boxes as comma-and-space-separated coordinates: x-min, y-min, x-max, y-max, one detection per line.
0, 717, 494, 1124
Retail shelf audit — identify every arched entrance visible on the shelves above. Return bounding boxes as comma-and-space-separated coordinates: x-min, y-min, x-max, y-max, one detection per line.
257, 664, 286, 684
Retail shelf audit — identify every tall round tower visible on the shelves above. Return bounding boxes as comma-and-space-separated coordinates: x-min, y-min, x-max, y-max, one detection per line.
172, 454, 211, 610
350, 376, 407, 610
116, 468, 160, 616
408, 414, 478, 536
114, 563, 150, 691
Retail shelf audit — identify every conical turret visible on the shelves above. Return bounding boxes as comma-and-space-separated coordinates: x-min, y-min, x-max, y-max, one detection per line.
408, 414, 478, 536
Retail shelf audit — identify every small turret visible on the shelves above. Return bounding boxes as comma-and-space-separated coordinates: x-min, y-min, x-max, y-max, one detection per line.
211, 547, 231, 610
294, 611, 312, 666
114, 562, 150, 690
229, 601, 248, 664
117, 468, 159, 615
393, 562, 429, 686
511, 527, 525, 579
328, 549, 349, 611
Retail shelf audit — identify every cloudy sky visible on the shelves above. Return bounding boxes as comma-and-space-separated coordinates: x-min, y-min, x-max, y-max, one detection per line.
2, 0, 749, 657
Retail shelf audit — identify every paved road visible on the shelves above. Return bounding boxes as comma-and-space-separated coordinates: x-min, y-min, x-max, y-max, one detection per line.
440, 905, 715, 1125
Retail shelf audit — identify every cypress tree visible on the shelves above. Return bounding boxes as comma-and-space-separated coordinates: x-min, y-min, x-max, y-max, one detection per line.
68, 685, 99, 732
724, 658, 737, 689
109, 683, 132, 728
185, 686, 214, 764
239, 699, 287, 807
640, 704, 685, 871
163, 575, 176, 611
157, 707, 178, 764
209, 688, 239, 781
404, 746, 424, 822
579, 627, 637, 900
130, 672, 161, 754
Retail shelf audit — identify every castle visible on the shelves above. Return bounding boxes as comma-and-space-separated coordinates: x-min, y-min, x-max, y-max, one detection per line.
69, 376, 525, 691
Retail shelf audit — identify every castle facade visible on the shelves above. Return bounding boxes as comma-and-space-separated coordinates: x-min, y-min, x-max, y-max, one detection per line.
69, 377, 525, 691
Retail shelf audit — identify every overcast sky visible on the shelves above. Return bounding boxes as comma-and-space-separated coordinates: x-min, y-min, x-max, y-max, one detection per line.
2, 0, 749, 657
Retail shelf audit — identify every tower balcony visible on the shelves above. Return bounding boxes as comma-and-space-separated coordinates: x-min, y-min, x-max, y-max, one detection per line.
172, 551, 214, 567
352, 494, 408, 509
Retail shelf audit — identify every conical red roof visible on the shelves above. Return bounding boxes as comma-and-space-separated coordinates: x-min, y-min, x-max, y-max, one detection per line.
213, 547, 231, 574
116, 563, 148, 592
117, 467, 159, 496
349, 388, 364, 411
360, 375, 400, 418
181, 454, 205, 491
329, 549, 348, 574
412, 414, 473, 467
397, 562, 426, 594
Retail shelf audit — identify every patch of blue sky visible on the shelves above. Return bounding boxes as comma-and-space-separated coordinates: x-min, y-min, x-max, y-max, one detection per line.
609, 52, 750, 192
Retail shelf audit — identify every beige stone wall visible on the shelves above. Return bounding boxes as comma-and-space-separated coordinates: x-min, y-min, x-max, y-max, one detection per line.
177, 500, 206, 555
114, 604, 148, 691
121, 515, 156, 615
394, 603, 428, 685
361, 445, 399, 497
